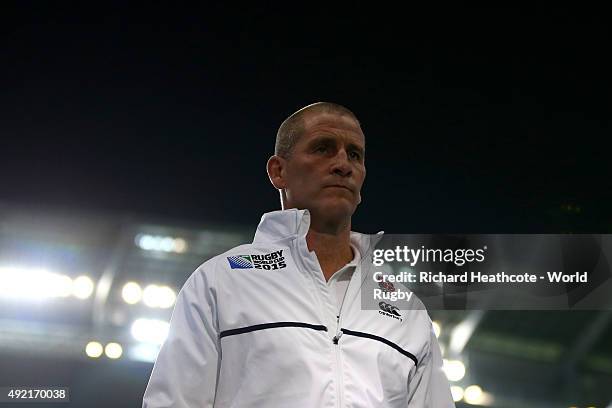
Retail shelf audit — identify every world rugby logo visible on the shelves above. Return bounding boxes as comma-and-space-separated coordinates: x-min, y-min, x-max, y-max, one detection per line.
227, 255, 253, 269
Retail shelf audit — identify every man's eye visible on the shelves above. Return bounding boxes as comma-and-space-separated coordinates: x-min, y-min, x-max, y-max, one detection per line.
315, 146, 328, 153
349, 151, 362, 160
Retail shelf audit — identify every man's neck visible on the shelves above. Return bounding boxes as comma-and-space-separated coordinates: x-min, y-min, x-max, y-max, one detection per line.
306, 217, 353, 282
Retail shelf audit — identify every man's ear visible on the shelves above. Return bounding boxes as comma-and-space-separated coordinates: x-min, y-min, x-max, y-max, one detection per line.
267, 155, 287, 190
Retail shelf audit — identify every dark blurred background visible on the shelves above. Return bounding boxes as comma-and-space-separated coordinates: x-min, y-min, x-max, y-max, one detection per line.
0, 4, 610, 407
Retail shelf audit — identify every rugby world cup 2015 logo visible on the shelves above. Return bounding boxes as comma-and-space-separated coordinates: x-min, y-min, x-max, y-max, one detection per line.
227, 250, 287, 270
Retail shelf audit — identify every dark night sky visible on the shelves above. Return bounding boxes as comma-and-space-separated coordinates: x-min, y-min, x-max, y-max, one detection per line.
1, 5, 609, 234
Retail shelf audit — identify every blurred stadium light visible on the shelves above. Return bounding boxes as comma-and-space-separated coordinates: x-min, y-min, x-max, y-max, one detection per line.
121, 281, 143, 304
135, 234, 188, 254
463, 385, 487, 405
0, 204, 611, 407
450, 385, 464, 402
449, 310, 486, 357
130, 318, 170, 345
72, 275, 95, 299
105, 342, 123, 359
85, 341, 104, 358
142, 284, 176, 309
443, 359, 466, 382
0, 205, 250, 368
0, 266, 78, 300
129, 342, 162, 363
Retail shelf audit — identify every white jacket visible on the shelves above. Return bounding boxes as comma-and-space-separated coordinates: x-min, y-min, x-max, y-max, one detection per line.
143, 209, 455, 407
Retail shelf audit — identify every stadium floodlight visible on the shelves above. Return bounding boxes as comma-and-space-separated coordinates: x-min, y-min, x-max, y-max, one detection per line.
142, 284, 159, 307
450, 386, 464, 403
0, 266, 73, 300
156, 286, 176, 309
137, 235, 156, 251
135, 234, 189, 254
131, 318, 170, 345
442, 359, 466, 382
105, 342, 123, 359
463, 385, 485, 405
450, 311, 485, 355
143, 284, 176, 309
53, 274, 73, 298
72, 275, 94, 299
173, 238, 187, 253
159, 237, 175, 252
129, 343, 161, 363
122, 282, 143, 304
85, 341, 104, 358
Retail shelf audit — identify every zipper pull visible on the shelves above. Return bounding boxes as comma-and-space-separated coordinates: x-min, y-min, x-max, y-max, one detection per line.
333, 315, 342, 344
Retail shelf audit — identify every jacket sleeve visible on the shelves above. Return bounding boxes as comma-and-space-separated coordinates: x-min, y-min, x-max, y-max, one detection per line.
407, 322, 455, 407
143, 264, 220, 408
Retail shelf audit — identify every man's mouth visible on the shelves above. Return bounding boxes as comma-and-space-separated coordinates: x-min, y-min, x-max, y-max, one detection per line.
326, 185, 353, 192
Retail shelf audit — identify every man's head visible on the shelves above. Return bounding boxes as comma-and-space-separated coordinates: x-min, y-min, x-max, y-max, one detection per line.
267, 102, 366, 224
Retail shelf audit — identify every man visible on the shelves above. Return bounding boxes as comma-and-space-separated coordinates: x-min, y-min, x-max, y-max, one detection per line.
143, 102, 455, 407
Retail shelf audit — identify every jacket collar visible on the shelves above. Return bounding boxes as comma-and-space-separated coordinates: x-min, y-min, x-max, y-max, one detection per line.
253, 209, 383, 256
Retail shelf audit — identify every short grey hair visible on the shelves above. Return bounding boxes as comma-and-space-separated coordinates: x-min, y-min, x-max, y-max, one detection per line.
275, 102, 361, 159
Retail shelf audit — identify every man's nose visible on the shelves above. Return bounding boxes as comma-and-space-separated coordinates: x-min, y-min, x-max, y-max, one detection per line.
330, 149, 352, 177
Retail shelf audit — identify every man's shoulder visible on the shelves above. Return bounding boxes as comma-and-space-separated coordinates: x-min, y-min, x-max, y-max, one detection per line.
190, 241, 291, 278
191, 243, 253, 273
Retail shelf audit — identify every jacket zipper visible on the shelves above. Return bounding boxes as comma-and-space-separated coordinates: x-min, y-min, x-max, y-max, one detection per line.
331, 263, 356, 408
332, 317, 344, 408
293, 236, 352, 408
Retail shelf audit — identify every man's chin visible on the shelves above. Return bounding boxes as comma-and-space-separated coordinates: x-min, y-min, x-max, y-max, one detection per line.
310, 202, 357, 221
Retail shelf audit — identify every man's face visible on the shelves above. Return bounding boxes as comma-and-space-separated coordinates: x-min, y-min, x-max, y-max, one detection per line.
281, 112, 366, 220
